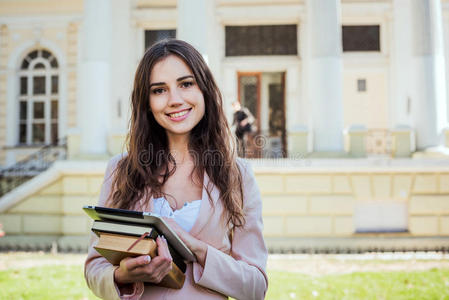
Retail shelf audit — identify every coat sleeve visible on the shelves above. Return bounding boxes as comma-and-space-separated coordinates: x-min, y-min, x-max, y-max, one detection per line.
192, 159, 269, 300
84, 154, 145, 300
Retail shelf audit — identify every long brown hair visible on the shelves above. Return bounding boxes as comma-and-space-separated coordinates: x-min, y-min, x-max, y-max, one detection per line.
108, 39, 245, 228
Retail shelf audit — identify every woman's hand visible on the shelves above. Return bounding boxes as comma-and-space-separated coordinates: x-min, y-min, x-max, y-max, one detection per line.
114, 236, 173, 285
163, 217, 208, 267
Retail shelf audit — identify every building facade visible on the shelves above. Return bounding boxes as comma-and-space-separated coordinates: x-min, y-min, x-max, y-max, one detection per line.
1, 0, 449, 165
1, 0, 449, 251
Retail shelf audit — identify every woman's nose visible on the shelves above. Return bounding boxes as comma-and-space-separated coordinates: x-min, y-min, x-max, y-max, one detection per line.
168, 88, 183, 106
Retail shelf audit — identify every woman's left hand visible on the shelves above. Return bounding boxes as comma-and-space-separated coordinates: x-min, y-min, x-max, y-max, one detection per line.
162, 217, 208, 267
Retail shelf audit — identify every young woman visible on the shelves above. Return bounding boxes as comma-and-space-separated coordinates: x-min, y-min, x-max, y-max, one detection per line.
84, 39, 268, 300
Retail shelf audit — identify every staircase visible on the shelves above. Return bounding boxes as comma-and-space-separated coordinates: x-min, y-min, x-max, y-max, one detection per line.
0, 140, 67, 197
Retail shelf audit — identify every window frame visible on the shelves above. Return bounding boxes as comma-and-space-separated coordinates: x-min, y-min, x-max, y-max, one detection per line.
225, 24, 298, 57
342, 25, 381, 52
18, 49, 59, 146
144, 29, 176, 51
340, 16, 388, 58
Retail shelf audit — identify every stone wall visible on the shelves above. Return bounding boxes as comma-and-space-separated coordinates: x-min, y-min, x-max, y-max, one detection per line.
0, 161, 448, 251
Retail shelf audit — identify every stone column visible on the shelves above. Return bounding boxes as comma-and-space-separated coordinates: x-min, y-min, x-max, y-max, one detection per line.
109, 0, 133, 155
306, 0, 344, 152
78, 0, 112, 156
390, 0, 412, 129
177, 0, 221, 81
409, 0, 448, 149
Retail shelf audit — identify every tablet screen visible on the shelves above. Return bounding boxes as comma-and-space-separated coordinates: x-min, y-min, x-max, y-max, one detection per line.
83, 205, 196, 262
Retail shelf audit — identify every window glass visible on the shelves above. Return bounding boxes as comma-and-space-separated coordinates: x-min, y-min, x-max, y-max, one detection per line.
51, 76, 58, 94
50, 57, 58, 68
29, 50, 38, 60
51, 123, 58, 145
226, 25, 298, 56
144, 30, 176, 50
19, 124, 27, 144
342, 25, 380, 52
357, 79, 367, 92
34, 63, 45, 69
33, 76, 46, 94
20, 77, 27, 95
33, 102, 45, 119
42, 50, 51, 59
239, 75, 258, 118
32, 123, 45, 144
20, 101, 27, 120
21, 59, 29, 70
51, 100, 58, 119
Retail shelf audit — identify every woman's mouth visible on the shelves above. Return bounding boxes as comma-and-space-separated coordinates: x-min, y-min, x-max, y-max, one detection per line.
166, 108, 192, 121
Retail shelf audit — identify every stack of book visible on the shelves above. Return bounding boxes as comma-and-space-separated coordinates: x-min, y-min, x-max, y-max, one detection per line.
92, 220, 186, 289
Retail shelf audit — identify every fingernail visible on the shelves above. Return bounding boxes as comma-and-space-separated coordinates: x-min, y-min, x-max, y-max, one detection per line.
145, 255, 151, 263
161, 235, 167, 242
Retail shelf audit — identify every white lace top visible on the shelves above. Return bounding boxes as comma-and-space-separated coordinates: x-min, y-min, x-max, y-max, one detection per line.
151, 197, 201, 232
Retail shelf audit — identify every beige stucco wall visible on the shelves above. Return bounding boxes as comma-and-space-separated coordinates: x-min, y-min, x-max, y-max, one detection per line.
0, 2, 81, 166
0, 174, 102, 237
0, 24, 8, 165
0, 0, 83, 15
343, 70, 389, 129
259, 171, 449, 237
1, 163, 448, 250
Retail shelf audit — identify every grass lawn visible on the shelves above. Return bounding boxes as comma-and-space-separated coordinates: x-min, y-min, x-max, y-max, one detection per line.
0, 254, 448, 299
0, 265, 97, 300
267, 269, 449, 300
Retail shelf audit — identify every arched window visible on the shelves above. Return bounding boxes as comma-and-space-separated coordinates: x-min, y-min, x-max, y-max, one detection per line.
18, 49, 59, 145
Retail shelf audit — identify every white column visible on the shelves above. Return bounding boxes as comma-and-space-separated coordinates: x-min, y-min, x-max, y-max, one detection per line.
177, 0, 221, 81
110, 0, 133, 133
306, 0, 344, 152
79, 0, 111, 155
390, 0, 414, 128
409, 0, 448, 149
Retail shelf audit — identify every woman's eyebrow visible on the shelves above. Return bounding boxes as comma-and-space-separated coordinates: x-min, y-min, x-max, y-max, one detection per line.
149, 82, 164, 88
149, 75, 194, 88
177, 75, 194, 81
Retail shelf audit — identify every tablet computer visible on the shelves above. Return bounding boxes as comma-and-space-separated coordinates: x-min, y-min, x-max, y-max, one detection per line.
83, 205, 196, 262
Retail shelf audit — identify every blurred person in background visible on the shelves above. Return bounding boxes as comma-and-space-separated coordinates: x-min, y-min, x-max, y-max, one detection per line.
232, 101, 255, 157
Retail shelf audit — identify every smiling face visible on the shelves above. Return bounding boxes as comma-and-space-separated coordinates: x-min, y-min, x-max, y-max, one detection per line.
149, 55, 205, 140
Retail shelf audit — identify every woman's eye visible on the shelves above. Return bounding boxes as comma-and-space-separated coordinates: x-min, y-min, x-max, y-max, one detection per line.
151, 88, 165, 94
181, 81, 194, 88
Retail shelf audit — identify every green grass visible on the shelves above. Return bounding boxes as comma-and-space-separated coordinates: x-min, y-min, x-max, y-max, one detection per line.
0, 265, 99, 300
0, 265, 448, 299
266, 269, 449, 300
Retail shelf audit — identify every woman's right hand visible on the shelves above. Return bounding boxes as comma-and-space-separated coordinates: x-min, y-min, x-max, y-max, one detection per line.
114, 236, 173, 284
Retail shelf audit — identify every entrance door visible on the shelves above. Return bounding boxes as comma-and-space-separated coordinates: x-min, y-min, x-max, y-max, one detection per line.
237, 72, 286, 158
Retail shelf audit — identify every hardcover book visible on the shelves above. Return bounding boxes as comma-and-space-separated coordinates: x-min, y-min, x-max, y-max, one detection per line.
92, 220, 186, 272
94, 228, 186, 289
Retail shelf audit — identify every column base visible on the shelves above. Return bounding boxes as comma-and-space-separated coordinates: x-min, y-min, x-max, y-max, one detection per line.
345, 125, 368, 158
288, 128, 310, 158
412, 146, 449, 159
391, 127, 414, 158
445, 128, 449, 148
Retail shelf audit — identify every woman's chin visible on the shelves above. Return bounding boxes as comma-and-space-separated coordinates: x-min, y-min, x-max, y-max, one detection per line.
165, 128, 193, 137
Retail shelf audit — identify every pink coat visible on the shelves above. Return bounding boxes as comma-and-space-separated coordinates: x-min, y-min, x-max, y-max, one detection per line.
84, 154, 268, 300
